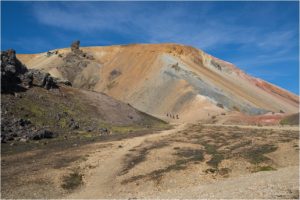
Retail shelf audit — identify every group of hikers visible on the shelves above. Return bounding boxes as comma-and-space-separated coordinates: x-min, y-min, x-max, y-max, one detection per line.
166, 113, 179, 119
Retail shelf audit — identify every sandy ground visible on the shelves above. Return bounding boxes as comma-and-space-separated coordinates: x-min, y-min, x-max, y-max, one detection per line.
64, 123, 299, 199
150, 166, 299, 199
2, 123, 298, 199
66, 123, 187, 198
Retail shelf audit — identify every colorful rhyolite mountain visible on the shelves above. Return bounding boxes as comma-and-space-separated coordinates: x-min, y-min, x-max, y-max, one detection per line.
18, 43, 299, 122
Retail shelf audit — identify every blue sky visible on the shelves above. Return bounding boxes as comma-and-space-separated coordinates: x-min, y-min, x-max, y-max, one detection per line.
1, 1, 299, 94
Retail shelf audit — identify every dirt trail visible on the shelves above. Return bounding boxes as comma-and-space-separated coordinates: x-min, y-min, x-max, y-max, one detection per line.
66, 123, 187, 199
66, 123, 299, 199
205, 123, 300, 131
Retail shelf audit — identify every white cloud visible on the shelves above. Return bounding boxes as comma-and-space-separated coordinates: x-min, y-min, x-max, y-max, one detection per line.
4, 1, 291, 93
31, 2, 298, 71
31, 2, 297, 52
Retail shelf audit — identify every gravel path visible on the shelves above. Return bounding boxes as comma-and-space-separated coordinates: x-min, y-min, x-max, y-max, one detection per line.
66, 123, 187, 199
149, 166, 299, 199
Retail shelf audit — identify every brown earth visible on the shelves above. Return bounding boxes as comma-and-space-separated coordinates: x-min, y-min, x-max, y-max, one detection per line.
2, 123, 298, 199
1, 85, 168, 136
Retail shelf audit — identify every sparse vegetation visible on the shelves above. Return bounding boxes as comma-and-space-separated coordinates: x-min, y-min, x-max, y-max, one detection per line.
1, 84, 170, 145
121, 147, 204, 184
229, 140, 252, 151
218, 167, 232, 176
119, 141, 169, 175
122, 161, 187, 184
2, 121, 299, 198
175, 148, 204, 162
120, 123, 299, 186
243, 144, 278, 164
280, 113, 299, 125
252, 165, 276, 173
61, 170, 83, 190
207, 153, 224, 168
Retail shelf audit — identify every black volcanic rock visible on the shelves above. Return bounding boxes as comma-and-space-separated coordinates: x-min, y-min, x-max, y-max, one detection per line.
71, 40, 80, 52
1, 49, 27, 74
30, 130, 56, 140
1, 49, 28, 92
1, 49, 61, 92
60, 40, 95, 83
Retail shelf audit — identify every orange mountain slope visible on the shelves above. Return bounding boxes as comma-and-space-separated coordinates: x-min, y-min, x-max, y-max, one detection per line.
17, 43, 299, 122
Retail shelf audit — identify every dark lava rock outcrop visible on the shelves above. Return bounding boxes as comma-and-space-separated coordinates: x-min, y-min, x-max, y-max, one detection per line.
61, 40, 94, 83
1, 49, 28, 92
1, 47, 167, 144
1, 49, 67, 142
71, 40, 80, 52
1, 49, 61, 93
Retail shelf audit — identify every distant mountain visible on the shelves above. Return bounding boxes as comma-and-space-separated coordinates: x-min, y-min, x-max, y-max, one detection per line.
18, 43, 299, 122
